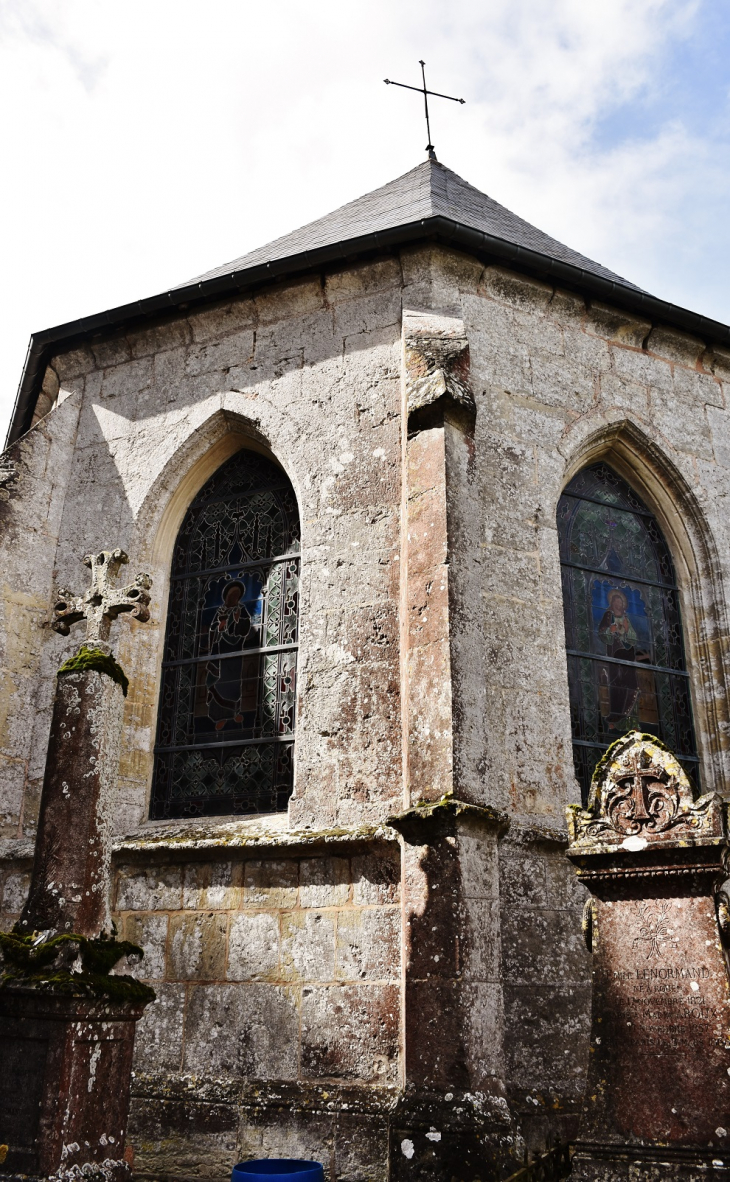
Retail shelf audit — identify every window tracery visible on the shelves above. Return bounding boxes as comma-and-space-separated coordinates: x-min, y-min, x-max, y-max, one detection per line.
150, 449, 299, 819
557, 461, 699, 804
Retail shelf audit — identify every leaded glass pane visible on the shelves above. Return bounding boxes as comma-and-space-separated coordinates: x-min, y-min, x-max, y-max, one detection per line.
558, 462, 698, 804
150, 450, 299, 819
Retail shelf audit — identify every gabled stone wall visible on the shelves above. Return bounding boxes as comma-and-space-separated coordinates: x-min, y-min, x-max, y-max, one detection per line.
1, 243, 729, 1179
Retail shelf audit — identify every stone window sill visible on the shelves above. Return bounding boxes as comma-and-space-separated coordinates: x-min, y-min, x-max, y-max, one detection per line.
112, 813, 398, 855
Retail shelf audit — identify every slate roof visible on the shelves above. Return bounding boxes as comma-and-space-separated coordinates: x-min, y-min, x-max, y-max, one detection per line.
181, 158, 644, 293
8, 157, 730, 447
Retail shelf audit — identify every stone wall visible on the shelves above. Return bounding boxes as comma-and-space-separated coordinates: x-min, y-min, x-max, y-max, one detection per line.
116, 844, 400, 1177
1, 242, 730, 1178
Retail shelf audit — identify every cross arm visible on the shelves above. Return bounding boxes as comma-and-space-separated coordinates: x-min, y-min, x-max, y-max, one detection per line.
52, 590, 88, 636
383, 79, 465, 103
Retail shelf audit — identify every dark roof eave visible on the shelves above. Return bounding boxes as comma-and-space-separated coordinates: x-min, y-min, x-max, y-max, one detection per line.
8, 215, 730, 447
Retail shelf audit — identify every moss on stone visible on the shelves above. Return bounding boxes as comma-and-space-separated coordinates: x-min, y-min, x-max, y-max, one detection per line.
57, 644, 129, 696
590, 731, 671, 792
0, 929, 155, 1005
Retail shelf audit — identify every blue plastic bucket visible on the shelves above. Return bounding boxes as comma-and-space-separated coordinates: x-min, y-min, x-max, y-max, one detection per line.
232, 1162, 324, 1182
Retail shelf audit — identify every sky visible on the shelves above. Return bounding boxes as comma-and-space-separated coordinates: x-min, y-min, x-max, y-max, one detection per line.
1, 0, 730, 444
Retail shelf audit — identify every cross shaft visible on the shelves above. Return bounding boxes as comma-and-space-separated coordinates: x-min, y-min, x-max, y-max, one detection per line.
53, 549, 152, 652
384, 60, 465, 160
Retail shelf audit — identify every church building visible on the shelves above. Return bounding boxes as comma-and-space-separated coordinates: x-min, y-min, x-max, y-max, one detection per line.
1, 157, 729, 1179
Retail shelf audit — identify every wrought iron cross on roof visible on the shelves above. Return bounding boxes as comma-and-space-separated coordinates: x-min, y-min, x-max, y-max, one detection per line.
384, 60, 465, 160
52, 549, 152, 653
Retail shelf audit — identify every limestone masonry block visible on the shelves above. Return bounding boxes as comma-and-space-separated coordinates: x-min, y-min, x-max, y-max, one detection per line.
299, 856, 350, 907
584, 301, 651, 347
132, 982, 186, 1073
183, 983, 300, 1079
300, 982, 399, 1082
227, 911, 280, 981
281, 909, 336, 982
168, 911, 228, 981
123, 910, 168, 980
480, 266, 553, 312
646, 324, 705, 366
115, 864, 184, 911
183, 860, 242, 910
335, 907, 400, 981
324, 256, 402, 301
243, 858, 299, 908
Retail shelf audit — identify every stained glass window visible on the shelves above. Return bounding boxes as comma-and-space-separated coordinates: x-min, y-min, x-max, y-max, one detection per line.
557, 462, 699, 804
150, 449, 300, 819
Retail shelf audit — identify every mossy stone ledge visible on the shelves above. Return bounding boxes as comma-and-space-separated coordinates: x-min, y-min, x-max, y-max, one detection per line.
57, 643, 129, 696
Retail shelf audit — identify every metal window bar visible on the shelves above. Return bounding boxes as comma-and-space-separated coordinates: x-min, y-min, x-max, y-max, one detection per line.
155, 735, 295, 754
161, 641, 298, 670
559, 559, 677, 592
170, 551, 301, 582
565, 648, 689, 678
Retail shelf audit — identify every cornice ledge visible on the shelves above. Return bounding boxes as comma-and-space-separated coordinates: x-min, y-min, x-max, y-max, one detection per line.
387, 796, 509, 844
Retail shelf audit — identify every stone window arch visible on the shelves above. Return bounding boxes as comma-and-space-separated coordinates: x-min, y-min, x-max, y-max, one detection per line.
557, 460, 699, 803
149, 448, 300, 819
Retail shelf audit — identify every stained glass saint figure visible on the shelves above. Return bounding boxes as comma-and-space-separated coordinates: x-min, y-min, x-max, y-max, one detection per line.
557, 462, 698, 802
150, 450, 300, 819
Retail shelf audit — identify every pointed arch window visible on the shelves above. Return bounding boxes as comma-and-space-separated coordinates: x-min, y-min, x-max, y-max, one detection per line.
150, 449, 300, 819
557, 461, 699, 803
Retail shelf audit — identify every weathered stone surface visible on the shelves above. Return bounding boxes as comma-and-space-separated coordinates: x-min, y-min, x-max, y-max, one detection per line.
18, 667, 125, 936
0, 989, 145, 1179
335, 906, 400, 981
132, 982, 186, 1072
301, 982, 399, 1083
228, 910, 280, 981
300, 856, 350, 907
4, 215, 730, 1181
568, 733, 730, 1180
243, 856, 299, 907
168, 910, 227, 981
183, 982, 300, 1079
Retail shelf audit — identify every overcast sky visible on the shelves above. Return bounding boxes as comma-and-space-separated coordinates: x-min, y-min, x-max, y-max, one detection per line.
1, 0, 729, 443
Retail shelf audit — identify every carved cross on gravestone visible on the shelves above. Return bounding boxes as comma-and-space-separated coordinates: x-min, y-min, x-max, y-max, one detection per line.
52, 548, 151, 652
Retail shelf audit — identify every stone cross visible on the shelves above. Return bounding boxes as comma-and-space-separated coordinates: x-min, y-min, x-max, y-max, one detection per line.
19, 547, 152, 939
5, 549, 154, 1180
384, 60, 465, 160
52, 548, 151, 652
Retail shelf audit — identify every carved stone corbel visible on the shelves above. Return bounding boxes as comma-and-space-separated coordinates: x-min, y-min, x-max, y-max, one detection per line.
404, 310, 475, 433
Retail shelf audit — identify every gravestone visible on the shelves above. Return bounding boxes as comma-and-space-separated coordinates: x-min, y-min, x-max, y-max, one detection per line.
567, 731, 730, 1181
0, 549, 154, 1181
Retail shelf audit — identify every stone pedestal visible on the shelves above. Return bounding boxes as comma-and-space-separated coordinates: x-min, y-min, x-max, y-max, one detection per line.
387, 799, 515, 1180
567, 732, 730, 1181
0, 988, 145, 1180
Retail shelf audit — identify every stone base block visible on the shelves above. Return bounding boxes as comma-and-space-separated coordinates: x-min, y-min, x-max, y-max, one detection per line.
0, 986, 145, 1179
571, 1145, 730, 1181
388, 1088, 516, 1182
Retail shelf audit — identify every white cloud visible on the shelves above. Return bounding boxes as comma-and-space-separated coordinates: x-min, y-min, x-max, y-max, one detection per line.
0, 0, 726, 442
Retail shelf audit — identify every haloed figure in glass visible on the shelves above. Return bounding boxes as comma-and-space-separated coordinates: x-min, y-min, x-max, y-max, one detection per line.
151, 448, 300, 819
206, 580, 254, 730
558, 461, 698, 801
597, 589, 642, 731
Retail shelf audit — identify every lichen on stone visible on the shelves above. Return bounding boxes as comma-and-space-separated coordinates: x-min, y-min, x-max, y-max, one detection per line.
57, 644, 129, 696
0, 928, 154, 1004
